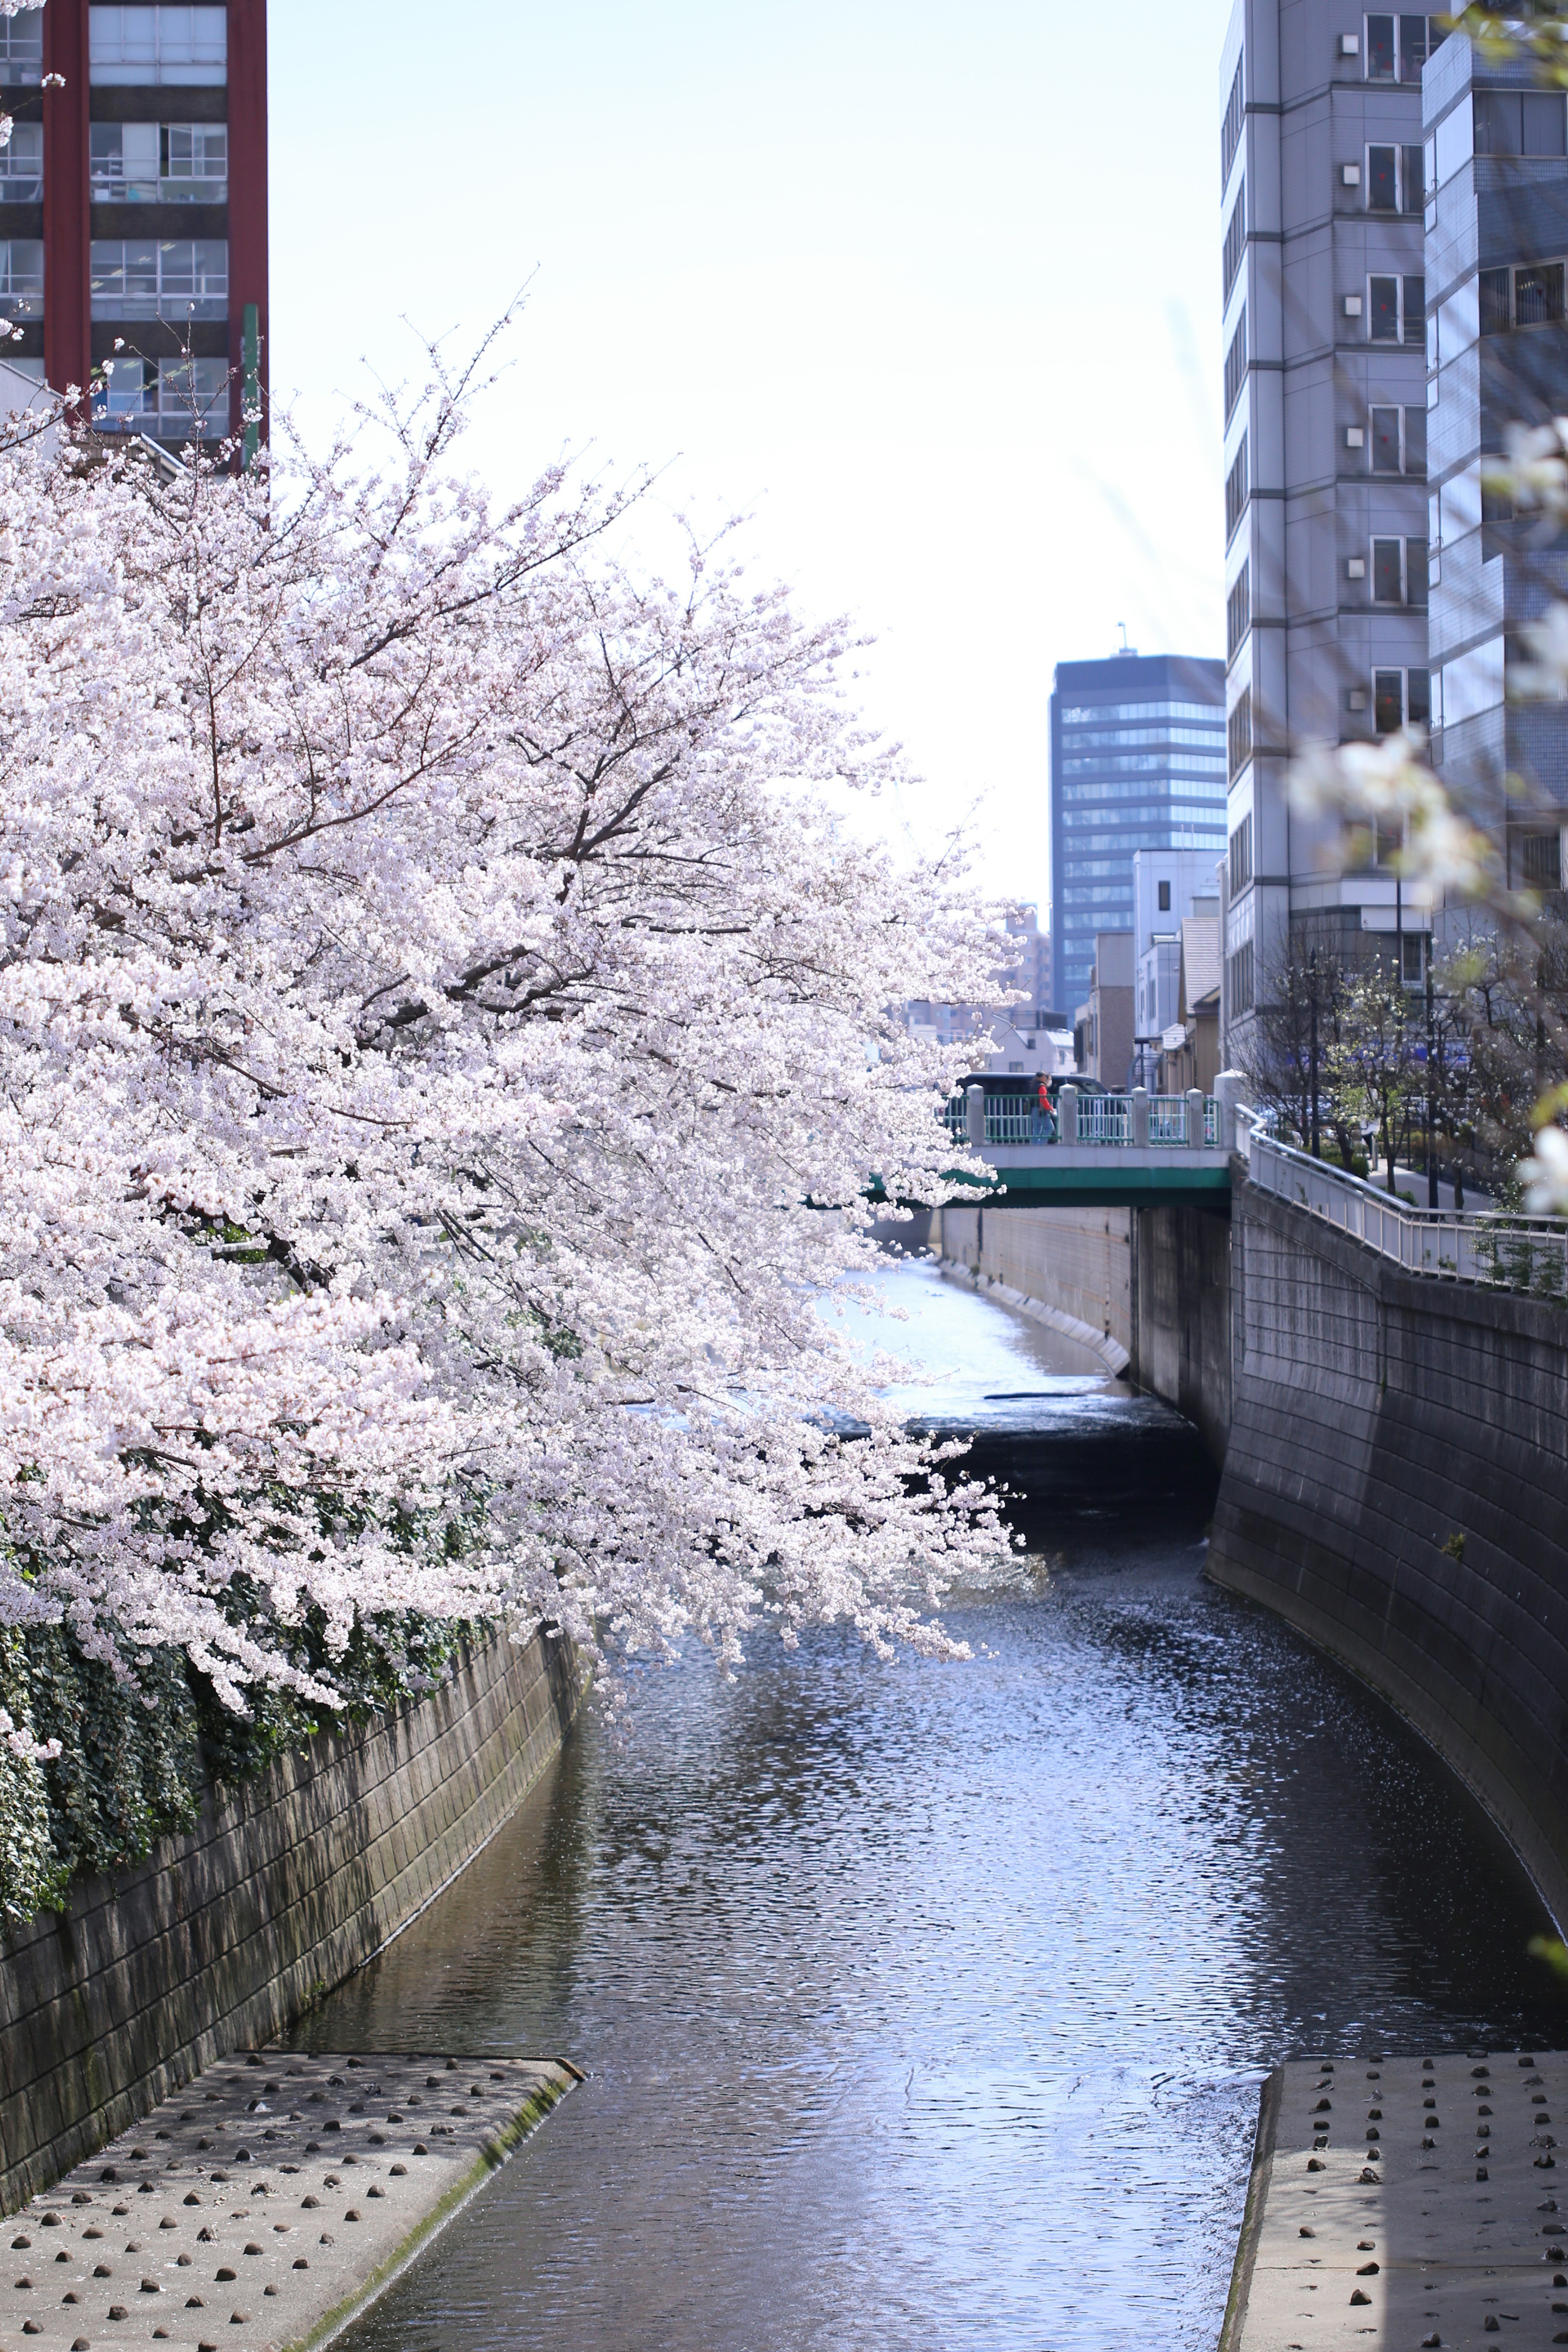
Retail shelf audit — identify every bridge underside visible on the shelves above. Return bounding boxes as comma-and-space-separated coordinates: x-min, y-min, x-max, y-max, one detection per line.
945, 1146, 1234, 1209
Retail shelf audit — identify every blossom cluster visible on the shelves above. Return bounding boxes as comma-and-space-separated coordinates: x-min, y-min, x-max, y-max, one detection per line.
0, 371, 1012, 1709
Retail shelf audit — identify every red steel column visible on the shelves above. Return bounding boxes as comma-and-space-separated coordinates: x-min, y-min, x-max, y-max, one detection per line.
42, 0, 90, 402
227, 0, 269, 443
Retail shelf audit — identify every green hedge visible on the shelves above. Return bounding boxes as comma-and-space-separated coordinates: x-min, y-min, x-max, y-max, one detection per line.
0, 1611, 466, 1927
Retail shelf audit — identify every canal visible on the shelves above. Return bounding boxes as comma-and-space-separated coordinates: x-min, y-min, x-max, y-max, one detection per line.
289, 1258, 1565, 2351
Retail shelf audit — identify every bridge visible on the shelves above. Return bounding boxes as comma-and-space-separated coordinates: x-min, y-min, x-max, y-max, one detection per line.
946, 1078, 1239, 1207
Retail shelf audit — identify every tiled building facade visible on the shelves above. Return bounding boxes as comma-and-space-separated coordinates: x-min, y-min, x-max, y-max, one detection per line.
1219, 4, 1443, 1061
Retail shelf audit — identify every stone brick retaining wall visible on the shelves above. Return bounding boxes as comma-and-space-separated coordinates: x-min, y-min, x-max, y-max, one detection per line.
1210, 1180, 1568, 1929
0, 1628, 582, 2213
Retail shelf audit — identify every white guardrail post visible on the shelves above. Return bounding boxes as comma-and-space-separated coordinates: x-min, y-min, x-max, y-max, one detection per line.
965, 1082, 985, 1147
1184, 1087, 1204, 1149
1215, 1070, 1243, 1154
1059, 1083, 1078, 1144
1130, 1085, 1149, 1147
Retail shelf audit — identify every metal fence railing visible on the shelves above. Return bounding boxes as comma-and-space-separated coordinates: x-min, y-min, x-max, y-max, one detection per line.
942, 1091, 1223, 1149
1240, 1118, 1568, 1299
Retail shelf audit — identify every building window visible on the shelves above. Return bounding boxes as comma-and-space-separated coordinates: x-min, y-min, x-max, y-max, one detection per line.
1480, 267, 1511, 334
89, 237, 228, 318
1366, 14, 1445, 80
1223, 183, 1245, 301
1374, 671, 1404, 734
1408, 668, 1430, 726
1224, 307, 1247, 420
1369, 274, 1399, 339
1227, 560, 1250, 660
1403, 143, 1425, 211
1366, 15, 1396, 78
1228, 688, 1252, 779
1157, 880, 1172, 913
1404, 404, 1425, 475
1474, 90, 1568, 158
0, 238, 44, 316
1368, 146, 1399, 212
1221, 54, 1245, 190
90, 122, 229, 203
1406, 537, 1429, 608
92, 351, 229, 438
1372, 538, 1403, 602
1229, 813, 1254, 893
1369, 406, 1401, 473
1522, 833, 1564, 890
1403, 272, 1425, 343
1225, 435, 1248, 540
0, 7, 42, 81
89, 6, 227, 85
0, 124, 42, 204
1516, 261, 1565, 326
1228, 940, 1255, 1016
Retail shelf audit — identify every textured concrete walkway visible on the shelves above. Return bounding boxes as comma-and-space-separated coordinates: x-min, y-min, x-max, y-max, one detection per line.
0, 2049, 576, 2352
1223, 2049, 1568, 2349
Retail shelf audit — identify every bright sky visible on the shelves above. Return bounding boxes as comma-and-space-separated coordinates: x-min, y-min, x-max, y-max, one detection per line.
270, 0, 1232, 908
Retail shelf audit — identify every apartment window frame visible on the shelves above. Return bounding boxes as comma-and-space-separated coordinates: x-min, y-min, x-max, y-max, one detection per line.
1369, 536, 1429, 606
88, 5, 228, 86
0, 236, 44, 315
1227, 940, 1256, 1018
0, 8, 42, 81
0, 123, 43, 204
1158, 879, 1172, 913
1225, 434, 1249, 542
1223, 182, 1246, 302
89, 120, 230, 204
1370, 668, 1430, 734
88, 235, 229, 319
1229, 813, 1254, 894
1365, 271, 1425, 345
1363, 405, 1425, 479
1473, 88, 1568, 159
1221, 55, 1245, 192
1227, 559, 1250, 661
1365, 15, 1446, 82
1521, 831, 1564, 891
1228, 687, 1252, 780
1224, 306, 1247, 421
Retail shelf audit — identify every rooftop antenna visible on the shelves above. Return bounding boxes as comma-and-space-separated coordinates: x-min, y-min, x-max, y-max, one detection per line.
1117, 620, 1137, 656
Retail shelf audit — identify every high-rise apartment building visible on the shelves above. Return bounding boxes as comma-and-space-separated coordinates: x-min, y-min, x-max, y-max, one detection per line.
1219, 6, 1443, 1053
0, 2, 267, 449
1048, 652, 1227, 1017
1425, 38, 1568, 893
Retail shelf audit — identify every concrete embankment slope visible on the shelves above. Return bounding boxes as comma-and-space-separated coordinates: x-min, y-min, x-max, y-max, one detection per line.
1209, 1180, 1568, 1934
0, 2048, 577, 2352
0, 1631, 583, 2216
1220, 2047, 1568, 2350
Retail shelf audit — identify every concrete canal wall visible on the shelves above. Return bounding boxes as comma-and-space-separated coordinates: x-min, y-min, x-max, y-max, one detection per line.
934, 1201, 1231, 1459
1209, 1179, 1568, 1933
0, 1627, 583, 2215
938, 1183, 1568, 1926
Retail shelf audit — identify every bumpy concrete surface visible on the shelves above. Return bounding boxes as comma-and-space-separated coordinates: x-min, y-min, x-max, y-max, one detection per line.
0, 2049, 576, 2352
1227, 2049, 1568, 2349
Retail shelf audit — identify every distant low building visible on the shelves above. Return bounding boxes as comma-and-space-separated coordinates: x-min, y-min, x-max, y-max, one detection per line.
903, 901, 1062, 1069
1082, 931, 1135, 1089
1156, 913, 1222, 1095
1130, 849, 1227, 1087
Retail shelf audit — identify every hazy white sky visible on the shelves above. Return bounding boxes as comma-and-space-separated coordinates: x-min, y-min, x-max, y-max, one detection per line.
270, 0, 1232, 906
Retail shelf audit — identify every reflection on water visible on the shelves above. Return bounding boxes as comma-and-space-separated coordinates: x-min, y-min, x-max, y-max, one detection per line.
819, 1256, 1118, 1418
293, 1260, 1564, 2352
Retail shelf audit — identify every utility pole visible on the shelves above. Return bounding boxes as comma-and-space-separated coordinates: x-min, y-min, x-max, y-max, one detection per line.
1309, 948, 1321, 1159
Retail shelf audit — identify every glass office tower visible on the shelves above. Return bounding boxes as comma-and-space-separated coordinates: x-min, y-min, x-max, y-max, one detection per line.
1049, 652, 1227, 1017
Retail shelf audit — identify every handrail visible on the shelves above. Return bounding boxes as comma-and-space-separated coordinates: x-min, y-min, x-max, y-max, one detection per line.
944, 1091, 1223, 1149
1241, 1115, 1568, 1298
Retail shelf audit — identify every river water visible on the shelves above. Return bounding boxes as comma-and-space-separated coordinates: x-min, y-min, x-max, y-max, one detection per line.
289, 1259, 1565, 2351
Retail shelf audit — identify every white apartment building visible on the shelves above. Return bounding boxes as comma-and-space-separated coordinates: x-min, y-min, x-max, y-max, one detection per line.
1220, 4, 1442, 1058
1130, 849, 1225, 1085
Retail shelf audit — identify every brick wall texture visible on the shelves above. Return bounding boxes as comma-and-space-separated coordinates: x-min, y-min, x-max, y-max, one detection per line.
1210, 1180, 1568, 1930
0, 1628, 583, 2213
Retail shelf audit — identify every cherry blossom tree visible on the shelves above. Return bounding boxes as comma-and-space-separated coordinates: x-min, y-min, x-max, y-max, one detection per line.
0, 342, 1013, 1717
